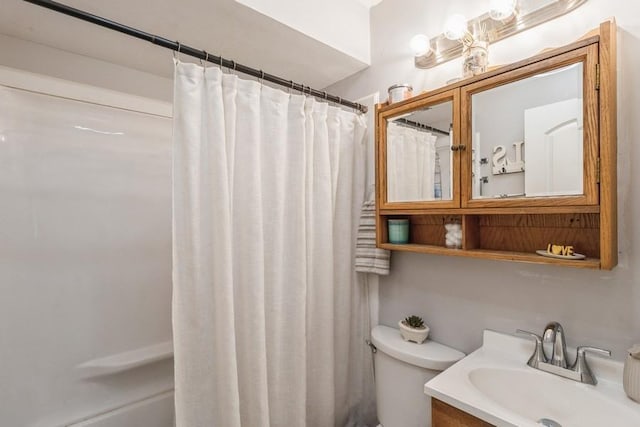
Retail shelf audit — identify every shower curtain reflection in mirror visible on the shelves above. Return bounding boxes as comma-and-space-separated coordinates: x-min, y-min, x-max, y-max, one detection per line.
386, 122, 438, 202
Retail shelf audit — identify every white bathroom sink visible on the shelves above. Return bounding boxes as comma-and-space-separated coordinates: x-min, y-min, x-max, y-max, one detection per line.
468, 366, 639, 426
424, 330, 640, 427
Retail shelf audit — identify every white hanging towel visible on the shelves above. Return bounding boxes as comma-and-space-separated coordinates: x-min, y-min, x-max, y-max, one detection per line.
355, 199, 390, 275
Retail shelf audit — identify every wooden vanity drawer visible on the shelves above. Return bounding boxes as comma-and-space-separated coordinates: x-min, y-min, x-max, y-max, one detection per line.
432, 398, 494, 427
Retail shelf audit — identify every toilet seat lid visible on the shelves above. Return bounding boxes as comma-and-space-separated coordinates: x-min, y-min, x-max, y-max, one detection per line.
371, 325, 465, 370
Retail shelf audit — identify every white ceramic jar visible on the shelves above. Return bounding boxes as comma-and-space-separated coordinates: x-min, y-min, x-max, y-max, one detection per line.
623, 344, 640, 402
388, 84, 413, 104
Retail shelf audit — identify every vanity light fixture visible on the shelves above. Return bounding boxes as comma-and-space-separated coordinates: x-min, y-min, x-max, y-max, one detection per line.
443, 14, 469, 41
410, 34, 432, 57
411, 0, 588, 69
488, 0, 517, 21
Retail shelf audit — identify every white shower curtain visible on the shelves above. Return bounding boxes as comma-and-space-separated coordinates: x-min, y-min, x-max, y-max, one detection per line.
386, 122, 437, 201
172, 62, 375, 427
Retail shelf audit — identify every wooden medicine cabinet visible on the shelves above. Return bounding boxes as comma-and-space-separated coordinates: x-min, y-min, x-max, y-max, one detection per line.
375, 20, 617, 269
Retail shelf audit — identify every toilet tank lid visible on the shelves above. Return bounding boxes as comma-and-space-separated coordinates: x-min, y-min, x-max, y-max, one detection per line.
371, 325, 465, 370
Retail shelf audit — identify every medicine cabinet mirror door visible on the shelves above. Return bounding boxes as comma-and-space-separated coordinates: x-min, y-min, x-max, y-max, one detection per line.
460, 45, 600, 208
379, 89, 461, 209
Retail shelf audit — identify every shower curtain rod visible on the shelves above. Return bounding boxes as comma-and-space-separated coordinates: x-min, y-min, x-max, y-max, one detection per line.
22, 0, 368, 114
394, 118, 450, 136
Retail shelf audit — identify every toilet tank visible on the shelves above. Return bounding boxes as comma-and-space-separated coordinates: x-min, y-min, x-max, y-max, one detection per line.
371, 325, 464, 427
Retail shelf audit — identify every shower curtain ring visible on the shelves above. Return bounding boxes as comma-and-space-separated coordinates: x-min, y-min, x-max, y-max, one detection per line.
259, 70, 264, 85
229, 60, 237, 74
202, 50, 209, 67
289, 80, 294, 94
174, 41, 181, 61
324, 91, 328, 101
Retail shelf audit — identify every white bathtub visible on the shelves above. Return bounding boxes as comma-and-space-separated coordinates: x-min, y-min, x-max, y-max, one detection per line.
69, 391, 174, 427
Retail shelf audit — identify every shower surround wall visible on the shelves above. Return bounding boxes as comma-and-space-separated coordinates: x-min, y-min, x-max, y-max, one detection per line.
0, 67, 174, 426
326, 0, 640, 360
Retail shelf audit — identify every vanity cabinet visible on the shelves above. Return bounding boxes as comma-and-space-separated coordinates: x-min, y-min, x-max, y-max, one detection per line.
432, 399, 493, 427
376, 20, 617, 269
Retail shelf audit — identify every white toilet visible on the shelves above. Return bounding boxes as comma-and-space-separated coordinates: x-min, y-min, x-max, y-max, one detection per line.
371, 325, 465, 427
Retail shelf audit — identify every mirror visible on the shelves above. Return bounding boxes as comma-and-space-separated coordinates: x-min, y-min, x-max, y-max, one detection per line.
386, 100, 453, 202
471, 62, 584, 199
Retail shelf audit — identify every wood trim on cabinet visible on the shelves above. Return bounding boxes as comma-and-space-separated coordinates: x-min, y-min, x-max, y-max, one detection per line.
462, 215, 480, 250
583, 43, 601, 205
452, 88, 462, 208
375, 103, 385, 246
380, 89, 456, 122
379, 205, 600, 216
598, 19, 618, 270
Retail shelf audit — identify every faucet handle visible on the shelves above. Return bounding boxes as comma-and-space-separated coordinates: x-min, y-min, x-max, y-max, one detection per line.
516, 329, 542, 341
577, 345, 611, 358
516, 330, 548, 368
572, 346, 611, 386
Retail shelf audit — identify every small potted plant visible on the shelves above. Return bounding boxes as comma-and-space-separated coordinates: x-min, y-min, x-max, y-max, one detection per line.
399, 315, 430, 344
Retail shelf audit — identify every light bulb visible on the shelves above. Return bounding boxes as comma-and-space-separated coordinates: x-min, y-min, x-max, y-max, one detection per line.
410, 34, 431, 57
443, 14, 468, 41
489, 0, 517, 21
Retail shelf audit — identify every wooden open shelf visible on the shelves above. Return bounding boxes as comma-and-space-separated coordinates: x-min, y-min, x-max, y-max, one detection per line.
380, 244, 600, 269
378, 212, 602, 269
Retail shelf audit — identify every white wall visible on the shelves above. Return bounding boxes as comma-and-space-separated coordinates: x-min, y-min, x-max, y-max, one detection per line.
236, 0, 371, 64
326, 0, 640, 360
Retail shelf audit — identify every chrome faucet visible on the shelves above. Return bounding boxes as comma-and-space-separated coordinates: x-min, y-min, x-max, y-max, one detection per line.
542, 321, 568, 368
517, 322, 611, 385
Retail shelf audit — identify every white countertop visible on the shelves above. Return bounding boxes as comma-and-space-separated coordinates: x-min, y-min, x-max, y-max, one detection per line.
424, 330, 640, 427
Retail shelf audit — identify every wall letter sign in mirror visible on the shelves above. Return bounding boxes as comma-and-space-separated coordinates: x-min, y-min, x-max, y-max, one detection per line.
470, 62, 584, 200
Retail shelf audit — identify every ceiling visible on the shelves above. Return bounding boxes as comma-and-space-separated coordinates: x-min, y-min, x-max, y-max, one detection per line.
0, 0, 375, 89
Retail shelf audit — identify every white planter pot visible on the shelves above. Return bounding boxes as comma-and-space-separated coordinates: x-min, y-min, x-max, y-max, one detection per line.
398, 320, 430, 344
623, 353, 640, 402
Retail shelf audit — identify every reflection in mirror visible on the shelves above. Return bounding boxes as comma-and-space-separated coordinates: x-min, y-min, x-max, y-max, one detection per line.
387, 101, 453, 202
471, 62, 583, 199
